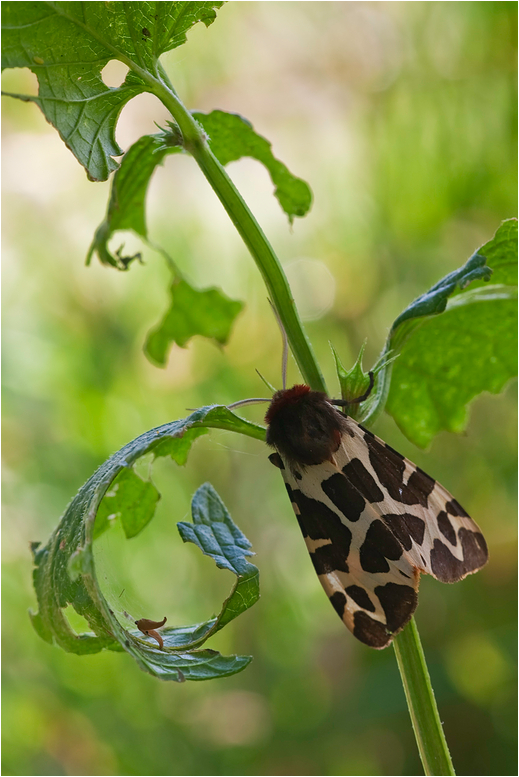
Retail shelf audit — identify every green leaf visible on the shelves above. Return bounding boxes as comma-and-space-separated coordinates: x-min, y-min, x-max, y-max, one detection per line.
360, 221, 517, 437
193, 110, 313, 223
29, 405, 265, 681
93, 467, 160, 540
87, 134, 172, 267
176, 482, 259, 635
382, 221, 518, 446
476, 218, 518, 286
145, 278, 244, 365
85, 131, 244, 359
386, 286, 517, 447
389, 249, 493, 353
2, 1, 224, 180
88, 111, 313, 267
152, 427, 208, 465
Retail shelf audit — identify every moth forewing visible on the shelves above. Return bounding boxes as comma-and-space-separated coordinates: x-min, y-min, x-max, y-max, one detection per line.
270, 448, 420, 649
339, 422, 488, 583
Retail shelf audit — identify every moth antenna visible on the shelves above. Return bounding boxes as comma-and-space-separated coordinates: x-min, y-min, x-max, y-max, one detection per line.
227, 397, 271, 409
255, 369, 277, 394
268, 299, 288, 389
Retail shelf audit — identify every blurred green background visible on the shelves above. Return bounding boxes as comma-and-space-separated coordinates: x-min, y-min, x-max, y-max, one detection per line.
2, 2, 517, 775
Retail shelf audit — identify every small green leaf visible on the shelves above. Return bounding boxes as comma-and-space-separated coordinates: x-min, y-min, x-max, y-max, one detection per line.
145, 278, 244, 365
94, 467, 160, 540
124, 647, 251, 683
152, 427, 208, 465
176, 482, 259, 636
2, 1, 224, 180
193, 110, 313, 223
87, 134, 171, 267
29, 405, 264, 680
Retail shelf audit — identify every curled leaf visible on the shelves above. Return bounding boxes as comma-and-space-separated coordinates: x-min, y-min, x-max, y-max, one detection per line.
29, 407, 264, 681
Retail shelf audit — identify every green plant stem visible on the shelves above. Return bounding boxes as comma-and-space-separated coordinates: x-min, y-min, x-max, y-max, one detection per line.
151, 80, 326, 393
150, 76, 454, 776
394, 618, 455, 776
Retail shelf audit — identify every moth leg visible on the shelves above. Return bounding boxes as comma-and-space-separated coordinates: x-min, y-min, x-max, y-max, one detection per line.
350, 371, 374, 404
331, 371, 375, 409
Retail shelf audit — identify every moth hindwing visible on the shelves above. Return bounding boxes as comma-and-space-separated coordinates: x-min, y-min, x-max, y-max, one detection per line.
266, 386, 488, 649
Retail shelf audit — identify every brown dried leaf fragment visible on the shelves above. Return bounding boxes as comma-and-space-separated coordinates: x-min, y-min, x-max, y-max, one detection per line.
135, 616, 167, 649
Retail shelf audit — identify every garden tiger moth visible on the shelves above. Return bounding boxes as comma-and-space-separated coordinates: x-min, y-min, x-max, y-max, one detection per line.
264, 382, 488, 648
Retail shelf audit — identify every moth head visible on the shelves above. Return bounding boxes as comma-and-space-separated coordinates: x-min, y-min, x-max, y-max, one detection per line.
265, 385, 349, 467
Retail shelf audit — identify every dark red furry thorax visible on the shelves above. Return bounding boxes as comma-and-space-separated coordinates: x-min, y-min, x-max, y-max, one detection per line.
264, 384, 312, 424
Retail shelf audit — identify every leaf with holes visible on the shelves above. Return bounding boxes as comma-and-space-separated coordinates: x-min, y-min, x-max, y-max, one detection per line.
88, 110, 313, 267
1, 1, 224, 180
193, 110, 312, 223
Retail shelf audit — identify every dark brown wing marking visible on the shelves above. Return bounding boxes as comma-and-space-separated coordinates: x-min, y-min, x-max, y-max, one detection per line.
359, 520, 404, 573
363, 431, 436, 507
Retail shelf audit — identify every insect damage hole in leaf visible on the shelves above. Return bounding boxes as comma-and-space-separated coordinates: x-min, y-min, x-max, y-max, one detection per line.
100, 60, 130, 89
192, 110, 313, 224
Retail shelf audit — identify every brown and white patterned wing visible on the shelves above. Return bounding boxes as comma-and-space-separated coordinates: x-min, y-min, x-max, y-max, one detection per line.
334, 420, 488, 583
269, 451, 421, 649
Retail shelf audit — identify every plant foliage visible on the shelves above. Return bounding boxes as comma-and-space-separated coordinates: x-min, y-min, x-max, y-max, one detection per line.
3, 2, 516, 708
30, 406, 263, 681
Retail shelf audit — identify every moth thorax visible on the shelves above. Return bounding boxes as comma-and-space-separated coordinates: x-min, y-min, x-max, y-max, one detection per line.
265, 385, 349, 467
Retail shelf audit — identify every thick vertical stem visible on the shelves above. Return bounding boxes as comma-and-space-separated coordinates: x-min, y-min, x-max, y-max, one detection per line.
393, 619, 455, 775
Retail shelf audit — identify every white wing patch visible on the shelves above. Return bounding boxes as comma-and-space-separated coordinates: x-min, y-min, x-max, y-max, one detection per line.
269, 416, 488, 649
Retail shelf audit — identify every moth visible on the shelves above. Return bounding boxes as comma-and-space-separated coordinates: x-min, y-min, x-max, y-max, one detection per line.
264, 381, 488, 648
231, 333, 488, 648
